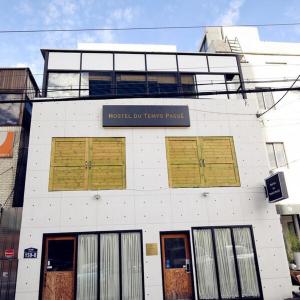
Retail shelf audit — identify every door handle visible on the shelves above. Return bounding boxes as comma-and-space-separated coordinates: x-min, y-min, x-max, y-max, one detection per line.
184, 259, 191, 273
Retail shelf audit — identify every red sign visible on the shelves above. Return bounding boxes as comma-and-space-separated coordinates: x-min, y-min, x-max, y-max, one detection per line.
4, 248, 14, 258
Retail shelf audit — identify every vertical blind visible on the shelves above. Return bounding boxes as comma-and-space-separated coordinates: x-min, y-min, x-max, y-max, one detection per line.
76, 232, 143, 300
193, 227, 261, 300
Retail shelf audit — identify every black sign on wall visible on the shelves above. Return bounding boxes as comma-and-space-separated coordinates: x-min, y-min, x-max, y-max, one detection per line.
265, 172, 289, 203
102, 105, 190, 127
24, 247, 38, 259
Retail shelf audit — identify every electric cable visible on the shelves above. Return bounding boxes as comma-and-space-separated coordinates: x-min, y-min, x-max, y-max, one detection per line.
257, 74, 300, 117
1, 22, 300, 34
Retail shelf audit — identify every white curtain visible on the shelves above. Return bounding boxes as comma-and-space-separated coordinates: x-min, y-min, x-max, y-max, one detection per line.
215, 229, 239, 299
121, 232, 143, 300
233, 228, 260, 297
193, 229, 219, 299
77, 234, 98, 300
100, 233, 120, 300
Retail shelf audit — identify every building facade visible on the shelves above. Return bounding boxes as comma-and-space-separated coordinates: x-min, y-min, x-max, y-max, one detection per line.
201, 26, 300, 284
15, 45, 291, 299
0, 68, 39, 299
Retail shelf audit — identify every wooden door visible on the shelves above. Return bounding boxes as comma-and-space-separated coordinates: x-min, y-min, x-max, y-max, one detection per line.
161, 233, 194, 300
41, 236, 75, 300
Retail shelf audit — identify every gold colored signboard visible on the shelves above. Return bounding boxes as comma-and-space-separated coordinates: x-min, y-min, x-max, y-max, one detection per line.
146, 243, 158, 256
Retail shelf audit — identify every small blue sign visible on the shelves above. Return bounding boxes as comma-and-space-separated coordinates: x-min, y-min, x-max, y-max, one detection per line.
24, 247, 38, 259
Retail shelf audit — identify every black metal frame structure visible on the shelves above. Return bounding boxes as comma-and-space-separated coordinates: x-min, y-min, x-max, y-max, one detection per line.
191, 225, 264, 300
41, 49, 246, 99
38, 230, 145, 300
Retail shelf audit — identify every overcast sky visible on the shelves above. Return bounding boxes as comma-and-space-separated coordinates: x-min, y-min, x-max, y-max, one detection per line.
1, 0, 300, 87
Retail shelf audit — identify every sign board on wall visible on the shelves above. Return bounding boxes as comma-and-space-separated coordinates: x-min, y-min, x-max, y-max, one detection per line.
0, 132, 14, 157
146, 243, 158, 256
102, 105, 190, 127
265, 172, 289, 203
24, 248, 38, 259
4, 248, 14, 258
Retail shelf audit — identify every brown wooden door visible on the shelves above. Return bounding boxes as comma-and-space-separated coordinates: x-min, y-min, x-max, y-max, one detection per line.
161, 233, 194, 300
41, 236, 75, 300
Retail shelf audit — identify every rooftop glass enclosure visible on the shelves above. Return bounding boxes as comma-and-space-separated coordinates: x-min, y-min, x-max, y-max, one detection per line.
42, 50, 245, 99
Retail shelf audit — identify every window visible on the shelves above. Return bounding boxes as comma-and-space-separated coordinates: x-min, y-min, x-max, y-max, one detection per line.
165, 137, 240, 188
47, 72, 80, 97
81, 72, 113, 97
0, 94, 21, 125
266, 142, 287, 169
148, 73, 178, 95
256, 88, 275, 110
76, 232, 143, 300
192, 226, 262, 299
49, 137, 125, 191
180, 74, 197, 96
116, 73, 146, 96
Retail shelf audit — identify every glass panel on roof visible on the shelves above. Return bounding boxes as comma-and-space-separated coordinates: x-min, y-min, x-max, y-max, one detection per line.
146, 54, 177, 72
116, 73, 146, 96
48, 73, 80, 97
115, 54, 145, 71
81, 53, 113, 71
177, 55, 208, 72
148, 73, 178, 95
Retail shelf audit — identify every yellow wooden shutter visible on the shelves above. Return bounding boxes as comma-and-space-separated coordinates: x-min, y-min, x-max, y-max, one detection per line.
88, 137, 125, 190
201, 137, 240, 187
166, 137, 201, 188
49, 138, 88, 191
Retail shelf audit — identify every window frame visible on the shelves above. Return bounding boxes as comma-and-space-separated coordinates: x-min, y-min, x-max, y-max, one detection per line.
256, 87, 275, 110
49, 137, 126, 191
165, 136, 240, 188
266, 142, 288, 169
39, 230, 145, 300
191, 225, 263, 300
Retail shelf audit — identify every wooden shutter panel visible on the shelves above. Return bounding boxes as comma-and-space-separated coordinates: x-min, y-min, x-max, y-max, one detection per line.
49, 138, 88, 191
88, 138, 125, 190
201, 137, 240, 187
166, 137, 201, 188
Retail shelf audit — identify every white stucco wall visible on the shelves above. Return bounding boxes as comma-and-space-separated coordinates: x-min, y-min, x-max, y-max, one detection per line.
15, 96, 291, 300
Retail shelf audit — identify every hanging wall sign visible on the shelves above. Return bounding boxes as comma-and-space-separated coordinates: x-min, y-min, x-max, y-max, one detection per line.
103, 105, 190, 127
24, 247, 38, 259
0, 132, 14, 157
265, 172, 289, 203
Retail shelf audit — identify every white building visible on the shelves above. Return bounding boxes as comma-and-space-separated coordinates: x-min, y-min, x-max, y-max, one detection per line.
15, 44, 291, 299
201, 26, 300, 282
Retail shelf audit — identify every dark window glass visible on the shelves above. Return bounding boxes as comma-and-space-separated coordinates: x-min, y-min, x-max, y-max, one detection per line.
148, 74, 178, 95
88, 72, 113, 96
47, 240, 74, 271
116, 73, 146, 96
181, 74, 196, 96
164, 238, 186, 268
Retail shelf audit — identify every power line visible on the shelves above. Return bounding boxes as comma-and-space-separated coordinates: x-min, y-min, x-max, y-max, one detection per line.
1, 85, 300, 104
1, 22, 300, 34
2, 77, 300, 94
257, 74, 300, 117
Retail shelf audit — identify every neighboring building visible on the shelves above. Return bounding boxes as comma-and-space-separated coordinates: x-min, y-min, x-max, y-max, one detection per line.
15, 44, 291, 300
0, 68, 39, 300
200, 26, 300, 286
